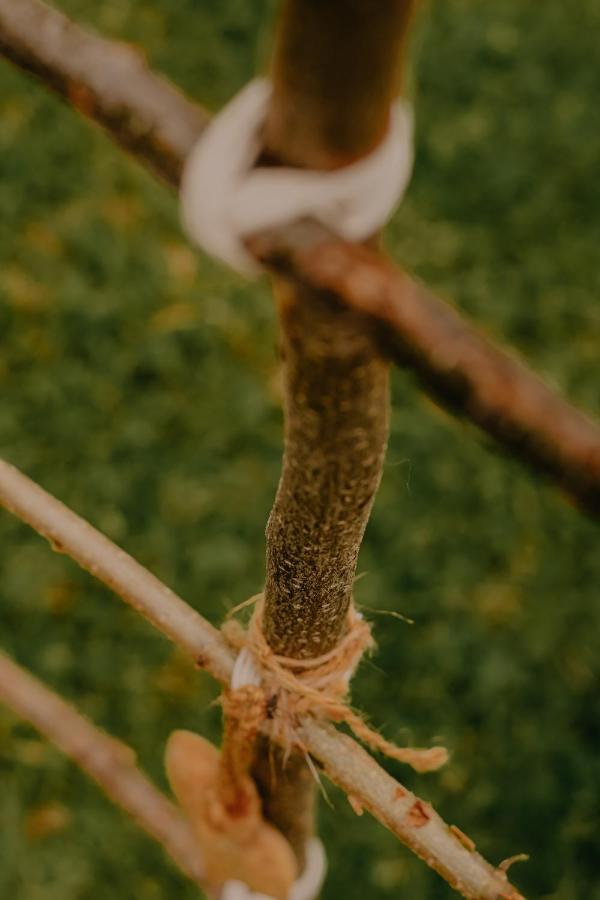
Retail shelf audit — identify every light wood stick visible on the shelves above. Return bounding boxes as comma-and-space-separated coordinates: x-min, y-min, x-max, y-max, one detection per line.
0, 651, 206, 890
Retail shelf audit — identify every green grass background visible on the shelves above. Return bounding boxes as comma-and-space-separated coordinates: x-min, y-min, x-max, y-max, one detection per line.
1, 1, 599, 897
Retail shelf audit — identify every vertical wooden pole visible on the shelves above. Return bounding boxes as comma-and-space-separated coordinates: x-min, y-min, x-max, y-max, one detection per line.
264, 0, 417, 659
266, 0, 416, 170
254, 0, 417, 863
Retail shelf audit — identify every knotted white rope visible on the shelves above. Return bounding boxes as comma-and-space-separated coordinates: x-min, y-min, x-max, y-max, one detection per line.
181, 78, 414, 276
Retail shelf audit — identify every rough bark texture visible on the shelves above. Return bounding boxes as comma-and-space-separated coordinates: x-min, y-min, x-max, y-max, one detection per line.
254, 0, 417, 864
249, 222, 600, 516
264, 284, 390, 657
0, 460, 520, 900
262, 0, 415, 657
0, 457, 525, 898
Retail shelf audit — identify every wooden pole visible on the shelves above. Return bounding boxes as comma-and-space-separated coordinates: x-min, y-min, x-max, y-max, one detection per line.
264, 0, 417, 667
266, 0, 416, 169
255, 0, 418, 862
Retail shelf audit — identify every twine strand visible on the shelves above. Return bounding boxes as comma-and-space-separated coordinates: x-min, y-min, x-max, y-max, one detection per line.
221, 597, 448, 775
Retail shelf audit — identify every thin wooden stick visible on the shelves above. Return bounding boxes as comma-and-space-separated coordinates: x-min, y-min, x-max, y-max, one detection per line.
301, 722, 524, 900
0, 458, 524, 898
0, 651, 206, 890
0, 459, 234, 685
0, 0, 598, 513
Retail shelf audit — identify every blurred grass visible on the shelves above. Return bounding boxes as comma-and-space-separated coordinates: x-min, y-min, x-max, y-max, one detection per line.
0, 1, 599, 898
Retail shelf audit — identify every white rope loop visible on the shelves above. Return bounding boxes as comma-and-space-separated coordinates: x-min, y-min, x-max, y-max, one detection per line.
181, 78, 414, 275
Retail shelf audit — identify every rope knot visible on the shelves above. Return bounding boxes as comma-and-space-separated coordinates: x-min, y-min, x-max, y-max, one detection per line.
221, 596, 448, 774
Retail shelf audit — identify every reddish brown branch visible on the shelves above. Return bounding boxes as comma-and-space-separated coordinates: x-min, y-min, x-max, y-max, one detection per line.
0, 0, 207, 185
248, 222, 600, 515
0, 0, 598, 513
0, 651, 206, 890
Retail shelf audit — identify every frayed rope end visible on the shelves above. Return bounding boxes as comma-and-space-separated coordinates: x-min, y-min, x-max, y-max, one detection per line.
221, 596, 448, 775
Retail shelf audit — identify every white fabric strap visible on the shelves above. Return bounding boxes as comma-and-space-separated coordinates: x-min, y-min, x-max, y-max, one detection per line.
231, 646, 262, 690
181, 78, 414, 276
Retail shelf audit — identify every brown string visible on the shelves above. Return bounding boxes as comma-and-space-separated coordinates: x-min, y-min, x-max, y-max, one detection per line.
221, 596, 448, 775
218, 684, 265, 815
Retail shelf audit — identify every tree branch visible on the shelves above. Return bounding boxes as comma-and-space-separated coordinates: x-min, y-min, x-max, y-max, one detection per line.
0, 0, 207, 186
0, 459, 233, 685
262, 0, 416, 657
0, 650, 206, 890
0, 0, 598, 513
248, 222, 600, 515
301, 721, 523, 900
0, 458, 524, 898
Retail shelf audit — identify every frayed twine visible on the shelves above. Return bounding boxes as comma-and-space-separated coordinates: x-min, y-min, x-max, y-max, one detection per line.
220, 595, 448, 775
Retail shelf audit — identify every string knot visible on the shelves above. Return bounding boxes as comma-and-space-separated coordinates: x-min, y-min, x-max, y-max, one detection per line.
221, 596, 448, 774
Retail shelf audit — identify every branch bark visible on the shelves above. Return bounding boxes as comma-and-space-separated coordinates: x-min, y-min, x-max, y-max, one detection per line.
0, 457, 524, 899
0, 0, 207, 185
253, 0, 418, 861
262, 0, 416, 658
248, 222, 600, 515
0, 459, 233, 685
0, 1, 590, 892
0, 0, 598, 514
0, 650, 206, 890
265, 0, 415, 169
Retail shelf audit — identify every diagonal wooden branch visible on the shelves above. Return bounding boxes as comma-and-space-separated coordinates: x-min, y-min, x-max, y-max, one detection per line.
0, 650, 206, 891
248, 222, 600, 516
0, 0, 598, 514
0, 0, 207, 185
0, 460, 233, 685
0, 458, 524, 899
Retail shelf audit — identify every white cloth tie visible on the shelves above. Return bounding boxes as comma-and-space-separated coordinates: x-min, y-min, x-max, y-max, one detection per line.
181, 78, 414, 276
231, 646, 262, 690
